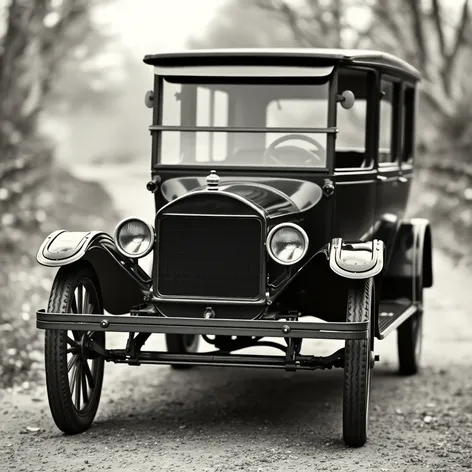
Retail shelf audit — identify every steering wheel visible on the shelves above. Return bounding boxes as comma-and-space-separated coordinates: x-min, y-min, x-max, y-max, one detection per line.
264, 134, 325, 166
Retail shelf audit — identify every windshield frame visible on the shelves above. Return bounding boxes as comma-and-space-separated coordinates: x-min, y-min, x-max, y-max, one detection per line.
150, 66, 340, 173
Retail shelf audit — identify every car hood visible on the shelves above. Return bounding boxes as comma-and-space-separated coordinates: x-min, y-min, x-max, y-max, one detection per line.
160, 176, 323, 218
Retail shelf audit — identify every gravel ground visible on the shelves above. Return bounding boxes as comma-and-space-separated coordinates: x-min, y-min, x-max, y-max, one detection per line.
1, 163, 471, 472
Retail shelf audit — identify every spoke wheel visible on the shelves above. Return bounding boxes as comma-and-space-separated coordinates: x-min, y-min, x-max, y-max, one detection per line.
165, 334, 199, 370
343, 278, 374, 448
45, 262, 105, 434
397, 271, 424, 376
397, 309, 423, 376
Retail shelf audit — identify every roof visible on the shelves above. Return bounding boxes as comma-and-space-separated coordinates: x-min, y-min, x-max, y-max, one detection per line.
143, 48, 421, 81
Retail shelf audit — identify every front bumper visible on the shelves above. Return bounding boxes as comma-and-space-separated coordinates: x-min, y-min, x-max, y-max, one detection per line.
36, 310, 368, 340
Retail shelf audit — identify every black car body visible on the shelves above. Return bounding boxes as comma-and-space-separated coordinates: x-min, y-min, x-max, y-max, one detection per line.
36, 49, 433, 447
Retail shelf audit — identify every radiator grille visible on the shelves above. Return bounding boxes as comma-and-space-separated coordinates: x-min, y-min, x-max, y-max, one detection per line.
156, 215, 262, 299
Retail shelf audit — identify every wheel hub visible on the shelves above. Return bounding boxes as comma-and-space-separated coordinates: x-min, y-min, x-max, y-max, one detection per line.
78, 334, 97, 359
369, 352, 380, 368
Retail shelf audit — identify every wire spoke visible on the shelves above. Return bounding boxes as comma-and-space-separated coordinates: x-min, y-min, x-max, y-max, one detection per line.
71, 295, 78, 314
75, 362, 82, 410
77, 284, 83, 313
65, 280, 103, 411
81, 367, 89, 405
67, 355, 78, 372
69, 362, 78, 396
82, 359, 95, 389
66, 336, 79, 348
82, 289, 90, 314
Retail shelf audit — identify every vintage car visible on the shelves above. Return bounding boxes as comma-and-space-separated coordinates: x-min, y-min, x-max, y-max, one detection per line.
36, 48, 433, 447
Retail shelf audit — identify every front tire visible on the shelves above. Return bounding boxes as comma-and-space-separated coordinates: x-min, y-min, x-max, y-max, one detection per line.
44, 262, 105, 434
343, 278, 374, 447
165, 334, 199, 370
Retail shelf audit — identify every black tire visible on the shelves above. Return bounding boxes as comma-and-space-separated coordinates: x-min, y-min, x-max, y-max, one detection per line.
165, 334, 200, 370
44, 262, 105, 435
397, 274, 424, 376
397, 312, 423, 375
343, 278, 374, 448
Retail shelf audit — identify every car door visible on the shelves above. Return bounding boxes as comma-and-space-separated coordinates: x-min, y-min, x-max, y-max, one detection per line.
398, 83, 417, 208
376, 77, 407, 226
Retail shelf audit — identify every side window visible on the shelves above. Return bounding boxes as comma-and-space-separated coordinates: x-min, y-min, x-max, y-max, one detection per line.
402, 86, 415, 163
378, 79, 394, 165
335, 68, 370, 170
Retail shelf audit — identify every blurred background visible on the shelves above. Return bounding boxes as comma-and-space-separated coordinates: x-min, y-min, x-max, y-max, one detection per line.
1, 0, 471, 388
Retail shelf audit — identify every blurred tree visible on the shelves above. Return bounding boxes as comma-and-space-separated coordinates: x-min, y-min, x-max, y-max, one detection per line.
193, 0, 472, 151
0, 0, 124, 384
192, 0, 472, 258
188, 0, 299, 48
251, 0, 472, 150
190, 0, 352, 49
45, 4, 122, 115
0, 0, 116, 239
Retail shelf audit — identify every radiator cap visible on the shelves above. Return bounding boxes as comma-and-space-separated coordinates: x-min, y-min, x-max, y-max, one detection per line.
206, 170, 220, 191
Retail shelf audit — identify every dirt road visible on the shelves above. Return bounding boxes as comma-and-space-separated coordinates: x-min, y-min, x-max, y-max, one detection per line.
1, 163, 471, 471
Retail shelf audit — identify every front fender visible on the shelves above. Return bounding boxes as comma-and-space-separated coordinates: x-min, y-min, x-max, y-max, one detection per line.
37, 230, 151, 314
270, 240, 383, 322
329, 238, 385, 279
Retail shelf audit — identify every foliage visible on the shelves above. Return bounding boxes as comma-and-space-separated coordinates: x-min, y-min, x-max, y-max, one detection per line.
408, 154, 472, 264
192, 0, 472, 151
188, 0, 299, 48
191, 0, 472, 263
0, 0, 120, 387
0, 0, 117, 210
0, 164, 120, 388
44, 1, 123, 114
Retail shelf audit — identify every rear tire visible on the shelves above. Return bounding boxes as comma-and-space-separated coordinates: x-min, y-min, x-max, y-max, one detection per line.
343, 278, 374, 447
397, 275, 424, 376
165, 334, 199, 370
397, 312, 423, 375
44, 262, 105, 435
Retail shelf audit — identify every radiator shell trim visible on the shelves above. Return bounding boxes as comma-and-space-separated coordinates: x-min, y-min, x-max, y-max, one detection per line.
153, 191, 267, 304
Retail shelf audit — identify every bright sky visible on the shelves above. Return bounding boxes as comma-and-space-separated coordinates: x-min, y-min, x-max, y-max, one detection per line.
94, 0, 466, 61
95, 0, 229, 58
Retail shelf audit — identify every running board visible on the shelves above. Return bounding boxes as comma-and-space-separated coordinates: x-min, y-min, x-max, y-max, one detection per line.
378, 302, 421, 339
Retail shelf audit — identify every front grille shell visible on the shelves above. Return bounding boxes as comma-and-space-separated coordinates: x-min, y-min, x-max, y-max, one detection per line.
153, 191, 266, 303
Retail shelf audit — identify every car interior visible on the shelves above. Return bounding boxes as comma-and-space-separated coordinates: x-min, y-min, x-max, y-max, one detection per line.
161, 68, 375, 169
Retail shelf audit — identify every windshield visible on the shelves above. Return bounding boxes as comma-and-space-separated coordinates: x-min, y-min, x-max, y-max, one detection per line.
158, 77, 332, 168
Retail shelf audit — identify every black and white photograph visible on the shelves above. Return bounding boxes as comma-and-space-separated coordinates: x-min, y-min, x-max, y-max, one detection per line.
0, 0, 471, 470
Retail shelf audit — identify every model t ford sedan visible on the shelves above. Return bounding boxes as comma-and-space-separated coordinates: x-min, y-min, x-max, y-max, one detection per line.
36, 49, 433, 447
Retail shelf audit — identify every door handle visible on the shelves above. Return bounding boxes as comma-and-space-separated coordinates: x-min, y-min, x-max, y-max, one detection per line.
377, 175, 388, 182
398, 176, 408, 183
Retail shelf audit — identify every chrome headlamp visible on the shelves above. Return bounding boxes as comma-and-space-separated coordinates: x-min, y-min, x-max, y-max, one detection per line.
266, 223, 309, 265
114, 217, 155, 259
